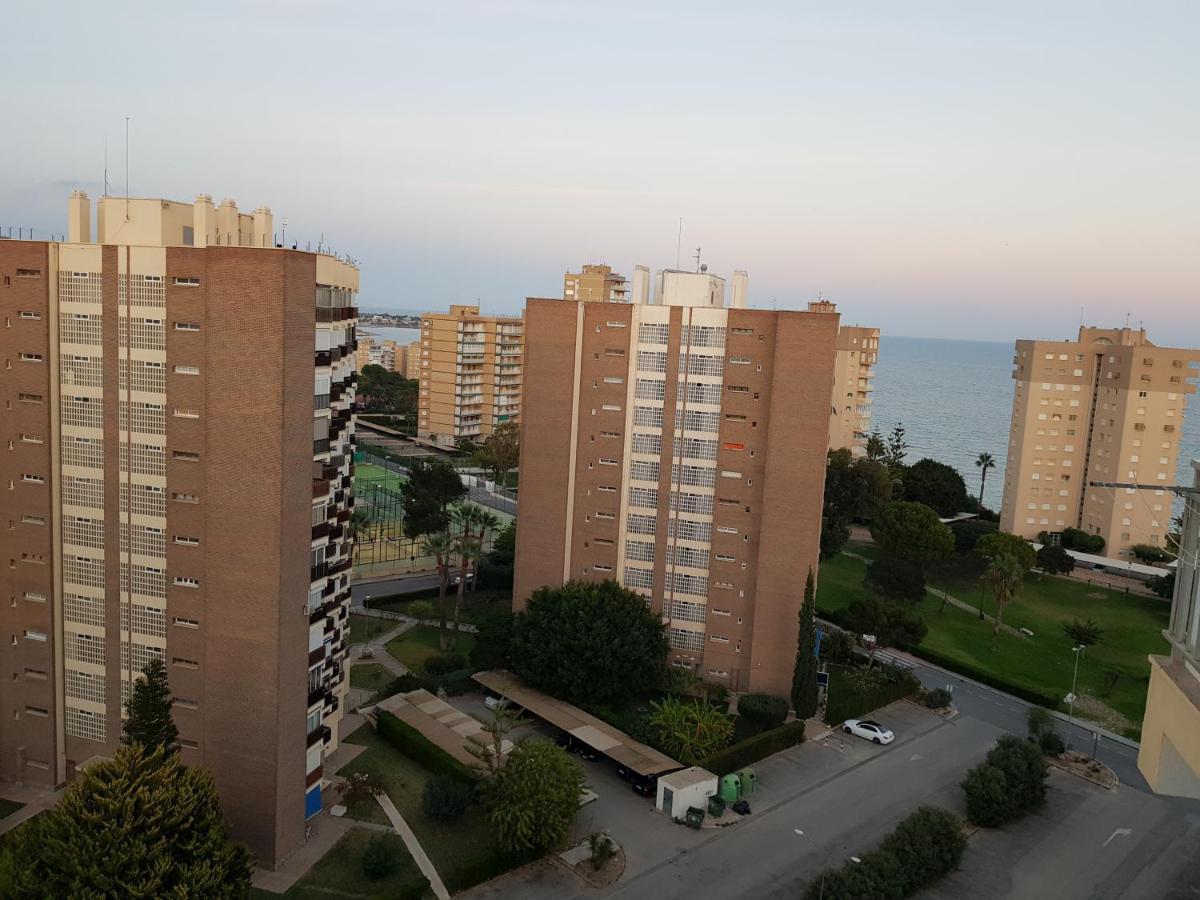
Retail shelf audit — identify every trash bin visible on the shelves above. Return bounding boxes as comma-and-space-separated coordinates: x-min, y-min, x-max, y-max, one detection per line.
707, 795, 726, 817
685, 806, 705, 829
719, 773, 741, 803
737, 767, 757, 796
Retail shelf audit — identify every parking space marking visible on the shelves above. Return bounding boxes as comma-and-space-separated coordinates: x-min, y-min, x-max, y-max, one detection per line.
1103, 828, 1132, 847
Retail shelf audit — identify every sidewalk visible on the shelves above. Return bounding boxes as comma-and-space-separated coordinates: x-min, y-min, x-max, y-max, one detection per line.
0, 784, 61, 837
375, 792, 450, 900
352, 619, 416, 678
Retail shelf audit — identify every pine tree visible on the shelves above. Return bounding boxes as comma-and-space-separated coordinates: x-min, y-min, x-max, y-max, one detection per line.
122, 657, 179, 753
791, 569, 819, 719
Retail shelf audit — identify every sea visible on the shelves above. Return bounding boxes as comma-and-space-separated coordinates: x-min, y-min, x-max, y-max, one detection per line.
355, 326, 1200, 513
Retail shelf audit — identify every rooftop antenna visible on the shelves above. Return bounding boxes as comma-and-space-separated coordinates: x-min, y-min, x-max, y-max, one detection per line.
124, 116, 131, 221
693, 246, 702, 273
675, 218, 682, 270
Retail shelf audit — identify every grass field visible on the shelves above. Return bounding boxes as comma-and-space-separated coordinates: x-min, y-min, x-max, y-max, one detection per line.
348, 614, 393, 646
817, 544, 1170, 736
248, 828, 424, 899
349, 663, 395, 696
387, 626, 475, 673
337, 724, 509, 891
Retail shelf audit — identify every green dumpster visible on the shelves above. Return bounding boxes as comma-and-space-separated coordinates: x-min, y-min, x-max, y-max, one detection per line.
719, 773, 742, 803
685, 806, 705, 829
707, 795, 726, 817
737, 767, 757, 796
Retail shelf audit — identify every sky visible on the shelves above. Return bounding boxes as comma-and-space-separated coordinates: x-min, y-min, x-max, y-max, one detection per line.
2, 1, 1198, 343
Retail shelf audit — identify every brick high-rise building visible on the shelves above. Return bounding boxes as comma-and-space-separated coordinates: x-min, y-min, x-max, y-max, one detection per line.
416, 305, 523, 446
514, 267, 837, 695
0, 191, 357, 867
1000, 326, 1200, 556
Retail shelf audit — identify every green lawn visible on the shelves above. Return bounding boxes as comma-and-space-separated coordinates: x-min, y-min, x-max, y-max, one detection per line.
355, 462, 406, 493
349, 614, 394, 646
349, 663, 396, 697
337, 724, 509, 891
0, 798, 24, 820
370, 590, 512, 627
817, 550, 1170, 737
387, 626, 476, 673
248, 827, 424, 900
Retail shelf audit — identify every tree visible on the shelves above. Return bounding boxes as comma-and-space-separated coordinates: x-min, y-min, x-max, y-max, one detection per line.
865, 556, 926, 602
884, 423, 909, 476
122, 657, 179, 754
449, 504, 484, 647
471, 613, 514, 671
870, 501, 954, 566
821, 449, 892, 560
479, 519, 515, 591
975, 452, 996, 504
903, 458, 969, 517
1036, 543, 1075, 575
338, 771, 384, 806
401, 458, 467, 538
347, 508, 373, 545
1132, 543, 1175, 564
647, 696, 734, 765
511, 580, 669, 707
4, 744, 250, 897
1059, 527, 1105, 554
976, 531, 1036, 573
845, 595, 927, 651
474, 421, 520, 489
951, 519, 999, 555
466, 706, 525, 777
865, 430, 887, 462
879, 806, 967, 894
962, 761, 1012, 827
488, 741, 585, 852
792, 569, 819, 718
981, 554, 1025, 636
1062, 617, 1104, 648
422, 531, 455, 650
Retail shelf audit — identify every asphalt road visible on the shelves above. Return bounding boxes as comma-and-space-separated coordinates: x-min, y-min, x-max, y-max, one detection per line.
351, 573, 441, 606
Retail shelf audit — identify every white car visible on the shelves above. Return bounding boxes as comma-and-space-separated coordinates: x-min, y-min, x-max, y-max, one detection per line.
842, 719, 895, 745
484, 695, 510, 711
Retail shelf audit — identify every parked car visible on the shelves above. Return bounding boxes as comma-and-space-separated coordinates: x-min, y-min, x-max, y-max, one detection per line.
451, 571, 475, 586
556, 731, 601, 761
484, 694, 510, 711
842, 719, 895, 745
630, 773, 658, 797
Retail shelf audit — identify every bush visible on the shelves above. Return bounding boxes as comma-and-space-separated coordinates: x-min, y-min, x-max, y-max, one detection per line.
824, 664, 920, 725
440, 668, 477, 697
1036, 544, 1075, 575
921, 687, 953, 709
375, 710, 477, 784
736, 694, 789, 730
1151, 570, 1175, 599
362, 833, 399, 880
588, 832, 615, 871
820, 628, 856, 664
407, 600, 436, 621
910, 646, 1059, 708
1132, 543, 1175, 564
865, 556, 926, 602
423, 775, 473, 822
803, 806, 965, 898
700, 721, 805, 776
489, 742, 585, 852
962, 735, 1048, 827
382, 672, 433, 697
1038, 730, 1065, 756
952, 519, 999, 555
425, 652, 466, 676
1060, 527, 1104, 554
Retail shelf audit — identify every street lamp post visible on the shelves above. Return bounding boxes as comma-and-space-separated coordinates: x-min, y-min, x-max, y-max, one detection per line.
1065, 644, 1084, 750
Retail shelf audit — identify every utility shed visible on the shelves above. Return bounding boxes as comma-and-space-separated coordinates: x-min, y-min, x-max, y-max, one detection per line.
656, 766, 719, 818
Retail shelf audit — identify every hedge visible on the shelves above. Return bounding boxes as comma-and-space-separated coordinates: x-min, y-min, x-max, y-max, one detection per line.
736, 693, 789, 730
392, 875, 432, 900
824, 666, 919, 726
908, 646, 1060, 709
441, 845, 545, 894
374, 710, 478, 784
699, 720, 805, 776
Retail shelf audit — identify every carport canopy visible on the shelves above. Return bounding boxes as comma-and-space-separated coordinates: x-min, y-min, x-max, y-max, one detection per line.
472, 670, 682, 778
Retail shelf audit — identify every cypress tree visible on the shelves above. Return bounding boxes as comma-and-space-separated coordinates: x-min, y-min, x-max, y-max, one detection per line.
791, 568, 819, 719
122, 657, 179, 754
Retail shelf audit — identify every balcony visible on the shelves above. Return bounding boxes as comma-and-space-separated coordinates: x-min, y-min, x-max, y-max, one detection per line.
305, 766, 323, 789
309, 646, 326, 666
307, 686, 327, 707
316, 306, 358, 323
306, 728, 324, 749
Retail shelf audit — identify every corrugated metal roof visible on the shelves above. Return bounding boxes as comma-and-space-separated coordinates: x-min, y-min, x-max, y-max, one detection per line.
472, 670, 682, 777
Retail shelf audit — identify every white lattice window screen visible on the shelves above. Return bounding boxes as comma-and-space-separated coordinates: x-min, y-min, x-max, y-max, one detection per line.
625, 540, 656, 562
631, 433, 663, 455
682, 382, 722, 405
121, 402, 165, 435
680, 354, 724, 377
63, 517, 104, 550
123, 486, 165, 517
122, 443, 165, 476
58, 271, 102, 304
677, 438, 718, 460
667, 545, 710, 570
671, 492, 714, 515
670, 628, 705, 651
121, 318, 165, 351
125, 564, 167, 598
124, 274, 166, 308
628, 486, 658, 509
623, 566, 654, 589
63, 476, 104, 509
671, 600, 708, 623
630, 460, 661, 483
62, 396, 102, 429
680, 325, 726, 348
668, 519, 712, 542
626, 513, 657, 535
635, 379, 666, 401
66, 670, 107, 703
669, 572, 709, 596
62, 438, 103, 469
59, 313, 102, 345
634, 406, 664, 428
61, 356, 102, 387
64, 593, 105, 627
638, 323, 669, 345
680, 410, 721, 432
122, 526, 165, 557
120, 642, 163, 673
120, 360, 166, 393
64, 555, 105, 588
66, 631, 106, 665
66, 707, 106, 742
673, 464, 716, 487
636, 351, 667, 373
120, 603, 166, 638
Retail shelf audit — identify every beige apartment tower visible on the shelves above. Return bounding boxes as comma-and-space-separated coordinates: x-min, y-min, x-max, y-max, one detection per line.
0, 192, 358, 867
564, 263, 629, 303
815, 305, 879, 455
416, 305, 523, 445
514, 267, 837, 696
1000, 326, 1200, 556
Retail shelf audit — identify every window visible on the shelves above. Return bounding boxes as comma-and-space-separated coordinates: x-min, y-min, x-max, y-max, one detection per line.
18, 352, 42, 362
600, 404, 621, 413
682, 382, 723, 405
635, 379, 666, 401
173, 617, 200, 629
625, 540, 656, 562
680, 354, 724, 377
628, 486, 658, 508
669, 572, 708, 596
729, 356, 751, 365
671, 491, 714, 515
172, 492, 200, 504
636, 351, 667, 372
172, 450, 200, 462
666, 545, 709, 569
173, 408, 200, 419
624, 566, 654, 589
172, 277, 201, 287
630, 460, 661, 482
680, 324, 726, 348
680, 410, 720, 432
21, 473, 45, 484
670, 600, 707, 623
634, 406, 664, 428
17, 392, 44, 404
673, 464, 716, 487
15, 268, 41, 278
631, 433, 662, 455
18, 310, 41, 320
174, 365, 200, 375
603, 376, 624, 385
626, 513, 657, 534
669, 628, 705, 651
173, 576, 200, 588
638, 323, 669, 344
174, 322, 201, 332
677, 438, 718, 460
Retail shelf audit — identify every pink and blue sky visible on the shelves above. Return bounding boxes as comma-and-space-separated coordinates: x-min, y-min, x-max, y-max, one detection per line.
2, 1, 1197, 343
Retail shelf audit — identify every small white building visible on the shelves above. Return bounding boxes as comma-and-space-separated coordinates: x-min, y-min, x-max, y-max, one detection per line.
656, 766, 719, 819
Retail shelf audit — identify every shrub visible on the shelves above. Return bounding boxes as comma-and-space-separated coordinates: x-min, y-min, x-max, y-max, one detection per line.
588, 832, 615, 871
1132, 543, 1175, 564
737, 693, 789, 730
1060, 527, 1104, 554
921, 687, 953, 709
820, 628, 856, 664
425, 652, 466, 676
909, 645, 1059, 708
824, 664, 919, 725
866, 556, 926, 602
1026, 706, 1053, 739
338, 771, 383, 805
962, 763, 1012, 827
952, 519, 999, 555
407, 600, 437, 621
375, 710, 477, 784
1038, 730, 1065, 756
1036, 544, 1075, 575
362, 833, 399, 880
1151, 570, 1176, 599
803, 806, 965, 898
440, 669, 477, 697
648, 696, 734, 765
489, 742, 585, 852
962, 735, 1048, 827
422, 775, 473, 823
700, 721, 805, 776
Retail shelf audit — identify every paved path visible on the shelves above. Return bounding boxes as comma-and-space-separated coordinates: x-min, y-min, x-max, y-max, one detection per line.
375, 792, 451, 900
351, 619, 415, 678
0, 786, 60, 837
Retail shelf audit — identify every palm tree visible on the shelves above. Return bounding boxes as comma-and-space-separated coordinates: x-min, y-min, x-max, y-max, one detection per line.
421, 532, 455, 650
471, 509, 501, 593
449, 505, 484, 648
975, 452, 996, 505
981, 553, 1024, 636
347, 509, 373, 563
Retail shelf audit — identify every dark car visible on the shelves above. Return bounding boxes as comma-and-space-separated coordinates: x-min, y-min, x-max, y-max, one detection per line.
630, 773, 658, 797
614, 763, 634, 783
555, 731, 573, 751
